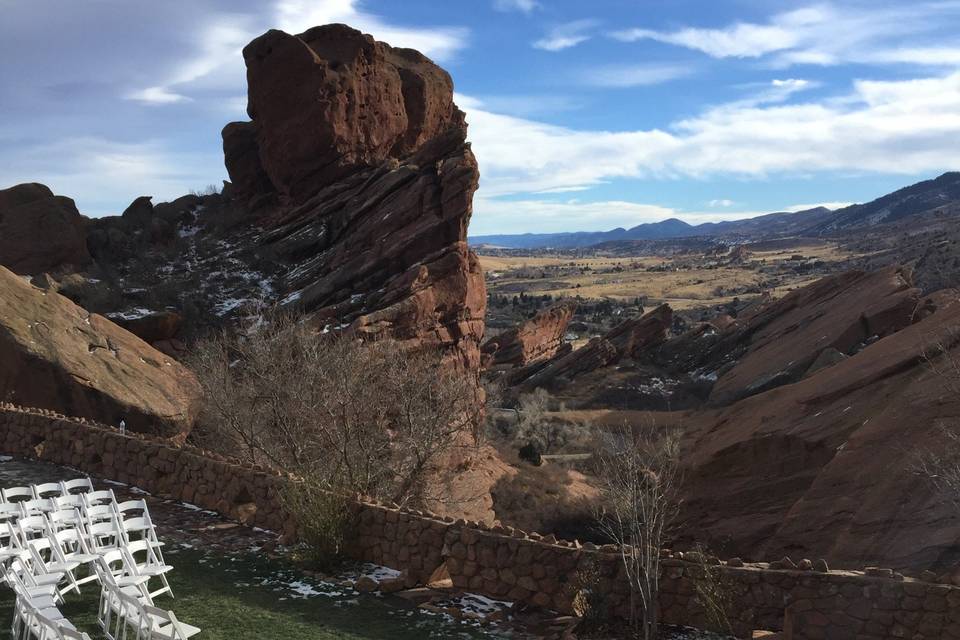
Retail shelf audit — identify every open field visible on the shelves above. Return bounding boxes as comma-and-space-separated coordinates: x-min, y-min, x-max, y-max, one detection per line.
480, 241, 863, 311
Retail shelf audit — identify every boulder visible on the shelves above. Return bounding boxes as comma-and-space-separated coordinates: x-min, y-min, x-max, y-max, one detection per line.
0, 183, 90, 275
482, 300, 577, 367
0, 266, 199, 439
223, 24, 485, 368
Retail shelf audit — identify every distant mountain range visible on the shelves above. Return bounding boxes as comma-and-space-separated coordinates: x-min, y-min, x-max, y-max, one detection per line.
471, 172, 960, 249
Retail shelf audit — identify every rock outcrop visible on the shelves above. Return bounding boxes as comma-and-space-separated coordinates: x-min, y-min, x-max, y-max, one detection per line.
707, 266, 919, 405
0, 183, 90, 275
482, 300, 577, 368
223, 24, 485, 367
517, 304, 672, 390
0, 266, 199, 439
677, 287, 960, 570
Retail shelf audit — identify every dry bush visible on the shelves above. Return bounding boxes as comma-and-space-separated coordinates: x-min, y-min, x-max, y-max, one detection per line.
188, 310, 481, 507
594, 423, 682, 640
689, 543, 735, 635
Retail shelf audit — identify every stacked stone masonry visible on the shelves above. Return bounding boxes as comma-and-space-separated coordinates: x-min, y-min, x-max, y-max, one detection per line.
2, 403, 958, 639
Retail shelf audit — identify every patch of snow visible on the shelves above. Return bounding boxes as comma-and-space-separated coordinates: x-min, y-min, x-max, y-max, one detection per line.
107, 308, 154, 321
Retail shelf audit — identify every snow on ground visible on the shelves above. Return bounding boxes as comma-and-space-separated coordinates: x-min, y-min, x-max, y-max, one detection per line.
106, 308, 154, 321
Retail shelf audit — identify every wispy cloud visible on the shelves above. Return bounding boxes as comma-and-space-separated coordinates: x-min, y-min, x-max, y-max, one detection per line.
583, 63, 694, 88
610, 2, 960, 68
708, 199, 736, 207
493, 0, 539, 14
471, 196, 782, 235
127, 1, 470, 106
461, 70, 960, 198
0, 136, 224, 216
533, 19, 598, 51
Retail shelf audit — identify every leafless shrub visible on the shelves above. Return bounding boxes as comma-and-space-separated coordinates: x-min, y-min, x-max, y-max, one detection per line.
594, 423, 682, 640
689, 543, 735, 635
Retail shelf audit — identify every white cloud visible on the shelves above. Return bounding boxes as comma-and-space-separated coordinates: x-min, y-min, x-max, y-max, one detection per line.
533, 19, 598, 51
460, 71, 960, 199
471, 195, 775, 235
709, 199, 736, 207
0, 137, 225, 216
610, 2, 960, 68
493, 0, 539, 14
125, 86, 192, 105
127, 1, 469, 106
584, 63, 693, 88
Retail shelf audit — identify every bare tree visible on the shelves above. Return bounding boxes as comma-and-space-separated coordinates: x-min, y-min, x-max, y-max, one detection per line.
187, 311, 481, 506
594, 423, 682, 640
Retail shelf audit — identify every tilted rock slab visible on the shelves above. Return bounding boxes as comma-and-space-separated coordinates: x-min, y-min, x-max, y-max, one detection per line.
678, 285, 960, 570
223, 24, 485, 367
0, 266, 199, 439
482, 300, 577, 368
517, 304, 672, 390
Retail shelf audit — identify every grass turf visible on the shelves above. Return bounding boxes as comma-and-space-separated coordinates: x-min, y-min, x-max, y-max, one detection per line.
0, 547, 507, 639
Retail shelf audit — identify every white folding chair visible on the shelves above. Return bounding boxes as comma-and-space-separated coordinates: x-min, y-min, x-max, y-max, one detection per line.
93, 558, 151, 640
121, 541, 173, 600
0, 521, 26, 566
119, 590, 200, 640
82, 490, 116, 508
60, 478, 94, 496
119, 510, 166, 562
27, 538, 82, 597
46, 509, 85, 536
19, 500, 54, 517
31, 484, 63, 500
28, 608, 74, 640
52, 495, 83, 512
48, 529, 98, 590
55, 625, 93, 640
3, 487, 36, 503
85, 514, 124, 555
6, 556, 63, 604
17, 515, 50, 542
0, 502, 22, 523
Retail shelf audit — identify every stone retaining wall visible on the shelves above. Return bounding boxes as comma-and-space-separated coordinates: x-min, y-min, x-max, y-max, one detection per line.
3, 403, 960, 639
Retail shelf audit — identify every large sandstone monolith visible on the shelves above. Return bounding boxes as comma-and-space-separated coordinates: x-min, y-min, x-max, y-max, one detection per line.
222, 24, 485, 368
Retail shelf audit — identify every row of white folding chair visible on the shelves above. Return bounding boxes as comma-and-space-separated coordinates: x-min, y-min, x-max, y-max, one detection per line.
0, 489, 109, 526
6, 555, 67, 639
95, 559, 197, 640
5, 511, 172, 601
12, 593, 90, 640
1, 479, 95, 505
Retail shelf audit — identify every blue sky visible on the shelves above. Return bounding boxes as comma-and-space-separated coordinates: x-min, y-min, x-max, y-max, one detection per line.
2, 1, 960, 235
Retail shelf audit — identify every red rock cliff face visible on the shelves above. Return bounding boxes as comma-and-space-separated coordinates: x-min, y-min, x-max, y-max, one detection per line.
223, 24, 485, 368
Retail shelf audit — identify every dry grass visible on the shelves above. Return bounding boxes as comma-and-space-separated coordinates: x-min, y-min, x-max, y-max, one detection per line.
481, 243, 865, 310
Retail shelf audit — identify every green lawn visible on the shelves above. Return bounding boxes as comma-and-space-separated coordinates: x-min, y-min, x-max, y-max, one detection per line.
0, 547, 509, 639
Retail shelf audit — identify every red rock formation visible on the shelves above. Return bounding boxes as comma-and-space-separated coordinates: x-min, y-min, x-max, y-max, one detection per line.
708, 266, 920, 405
482, 300, 577, 368
0, 183, 90, 275
223, 24, 485, 368
677, 287, 960, 570
0, 266, 199, 439
518, 304, 672, 390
